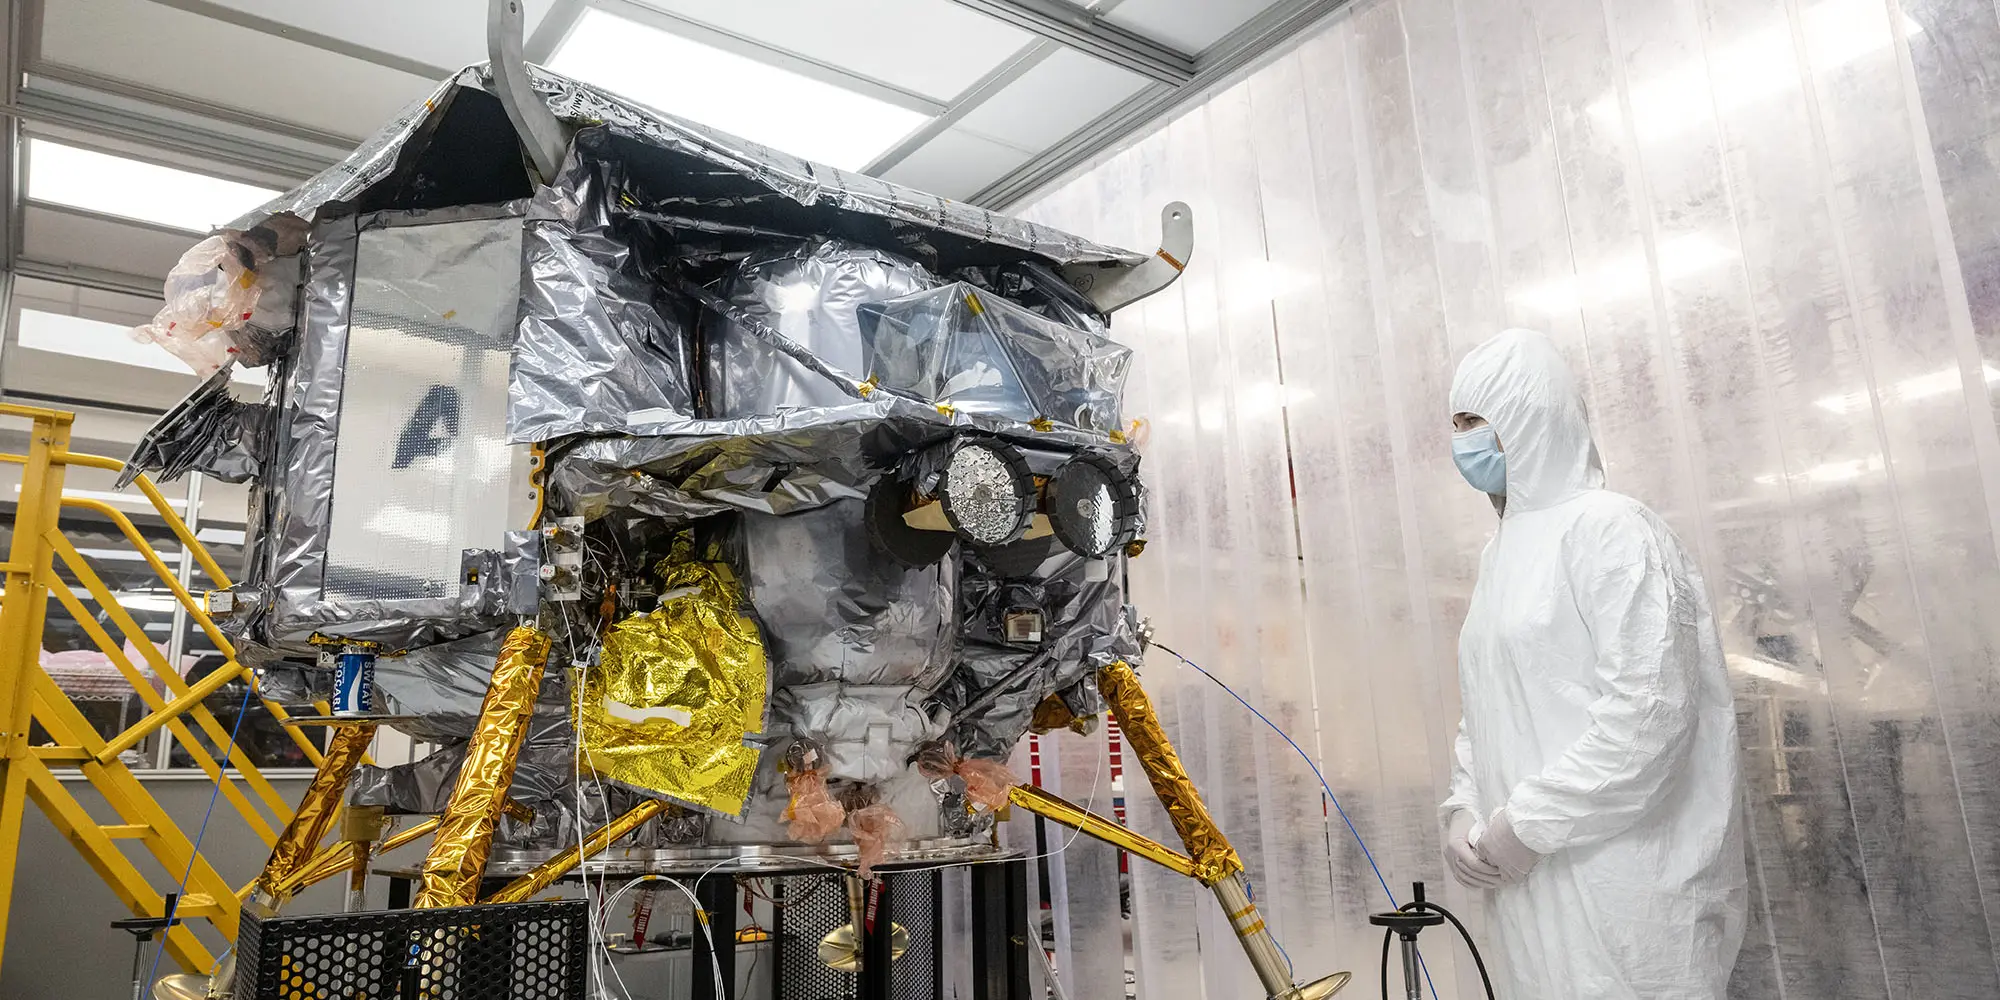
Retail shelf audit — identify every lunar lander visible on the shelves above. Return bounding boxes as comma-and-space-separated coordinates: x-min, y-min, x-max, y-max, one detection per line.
110, 3, 1350, 998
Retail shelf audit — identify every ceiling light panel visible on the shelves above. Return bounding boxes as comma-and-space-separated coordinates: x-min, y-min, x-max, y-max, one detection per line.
26, 139, 280, 233
623, 0, 1033, 101
549, 9, 932, 171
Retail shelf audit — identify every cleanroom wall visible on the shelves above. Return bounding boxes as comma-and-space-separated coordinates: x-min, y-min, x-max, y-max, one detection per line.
1018, 0, 2000, 996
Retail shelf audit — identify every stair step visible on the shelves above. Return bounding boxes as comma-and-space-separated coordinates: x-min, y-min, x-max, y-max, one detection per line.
99, 824, 151, 840
170, 894, 224, 918
29, 745, 92, 762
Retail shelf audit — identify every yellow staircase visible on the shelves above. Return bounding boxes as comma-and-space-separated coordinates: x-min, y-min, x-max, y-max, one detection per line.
0, 403, 327, 978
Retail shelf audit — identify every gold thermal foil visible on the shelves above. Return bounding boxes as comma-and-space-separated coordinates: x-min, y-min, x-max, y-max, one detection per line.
1029, 693, 1078, 734
485, 799, 667, 904
1009, 784, 1197, 879
273, 816, 441, 899
414, 626, 550, 908
253, 722, 377, 903
577, 549, 768, 817
1097, 660, 1244, 884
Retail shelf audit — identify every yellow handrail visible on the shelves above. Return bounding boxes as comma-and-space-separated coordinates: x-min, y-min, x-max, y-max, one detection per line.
0, 402, 356, 979
46, 578, 282, 845
55, 498, 326, 765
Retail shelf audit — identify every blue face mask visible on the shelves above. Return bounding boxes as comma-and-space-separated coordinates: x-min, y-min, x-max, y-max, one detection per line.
1453, 425, 1506, 495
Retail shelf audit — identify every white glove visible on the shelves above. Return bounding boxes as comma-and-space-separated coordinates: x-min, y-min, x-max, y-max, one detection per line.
1475, 807, 1544, 884
1443, 809, 1503, 889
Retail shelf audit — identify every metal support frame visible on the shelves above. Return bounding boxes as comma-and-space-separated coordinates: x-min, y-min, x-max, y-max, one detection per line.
693, 872, 738, 1000
971, 0, 1360, 210
857, 876, 893, 1000
1092, 660, 1352, 999
488, 0, 568, 181
970, 858, 1030, 1000
945, 0, 1193, 85
1059, 200, 1192, 313
483, 799, 666, 904
0, 403, 329, 980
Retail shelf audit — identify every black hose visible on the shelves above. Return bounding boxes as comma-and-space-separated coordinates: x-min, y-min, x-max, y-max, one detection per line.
1377, 899, 1498, 1000
1380, 927, 1394, 1000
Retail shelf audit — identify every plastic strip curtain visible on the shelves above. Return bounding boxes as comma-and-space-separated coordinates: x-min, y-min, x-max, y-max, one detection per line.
1020, 0, 2000, 996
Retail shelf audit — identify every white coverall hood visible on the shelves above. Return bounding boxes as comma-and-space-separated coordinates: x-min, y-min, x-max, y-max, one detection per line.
1448, 329, 1603, 511
1443, 329, 1747, 999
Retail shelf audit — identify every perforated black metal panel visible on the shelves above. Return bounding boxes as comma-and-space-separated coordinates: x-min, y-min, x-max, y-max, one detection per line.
775, 873, 855, 1000
770, 870, 943, 1000
234, 900, 587, 1000
891, 871, 940, 1000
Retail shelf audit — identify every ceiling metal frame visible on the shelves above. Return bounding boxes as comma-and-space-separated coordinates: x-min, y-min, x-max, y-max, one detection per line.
524, 0, 586, 62
3, 84, 338, 182
0, 0, 23, 398
13, 256, 162, 300
26, 62, 362, 151
970, 0, 1356, 209
138, 0, 454, 81
945, 0, 1194, 86
0, 0, 1353, 300
863, 0, 1142, 182
861, 39, 1055, 176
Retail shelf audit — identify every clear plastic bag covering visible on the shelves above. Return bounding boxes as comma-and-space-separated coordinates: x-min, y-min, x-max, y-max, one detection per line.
744, 499, 955, 783
227, 67, 1139, 270
706, 239, 934, 417
117, 367, 268, 488
252, 203, 534, 654
712, 746, 946, 846
510, 142, 697, 442
131, 236, 266, 377
861, 283, 1134, 433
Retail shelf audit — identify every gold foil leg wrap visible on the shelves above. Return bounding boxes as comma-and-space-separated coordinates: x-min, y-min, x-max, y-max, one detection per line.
1008, 784, 1197, 879
252, 722, 377, 905
484, 799, 667, 904
414, 626, 551, 908
272, 817, 442, 900
1096, 659, 1243, 884
577, 548, 768, 816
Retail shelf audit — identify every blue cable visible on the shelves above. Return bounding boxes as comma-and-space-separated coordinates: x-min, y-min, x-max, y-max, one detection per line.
142, 680, 257, 993
1245, 878, 1296, 976
1152, 643, 1442, 1000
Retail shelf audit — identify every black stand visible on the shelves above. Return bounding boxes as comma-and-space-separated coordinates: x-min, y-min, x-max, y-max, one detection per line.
692, 872, 737, 1000
113, 892, 184, 1000
970, 859, 1029, 1000
1370, 882, 1446, 1000
857, 878, 893, 1000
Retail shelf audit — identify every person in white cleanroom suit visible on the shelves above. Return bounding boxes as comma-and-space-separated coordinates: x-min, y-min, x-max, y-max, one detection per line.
1439, 329, 1746, 999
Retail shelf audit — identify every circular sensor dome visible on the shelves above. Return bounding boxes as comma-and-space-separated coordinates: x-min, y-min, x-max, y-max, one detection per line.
1047, 451, 1141, 558
938, 439, 1036, 547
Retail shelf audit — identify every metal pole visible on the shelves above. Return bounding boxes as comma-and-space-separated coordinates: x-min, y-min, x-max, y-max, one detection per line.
1399, 935, 1422, 1000
0, 409, 74, 981
692, 872, 736, 1000
1209, 872, 1296, 997
156, 473, 201, 770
